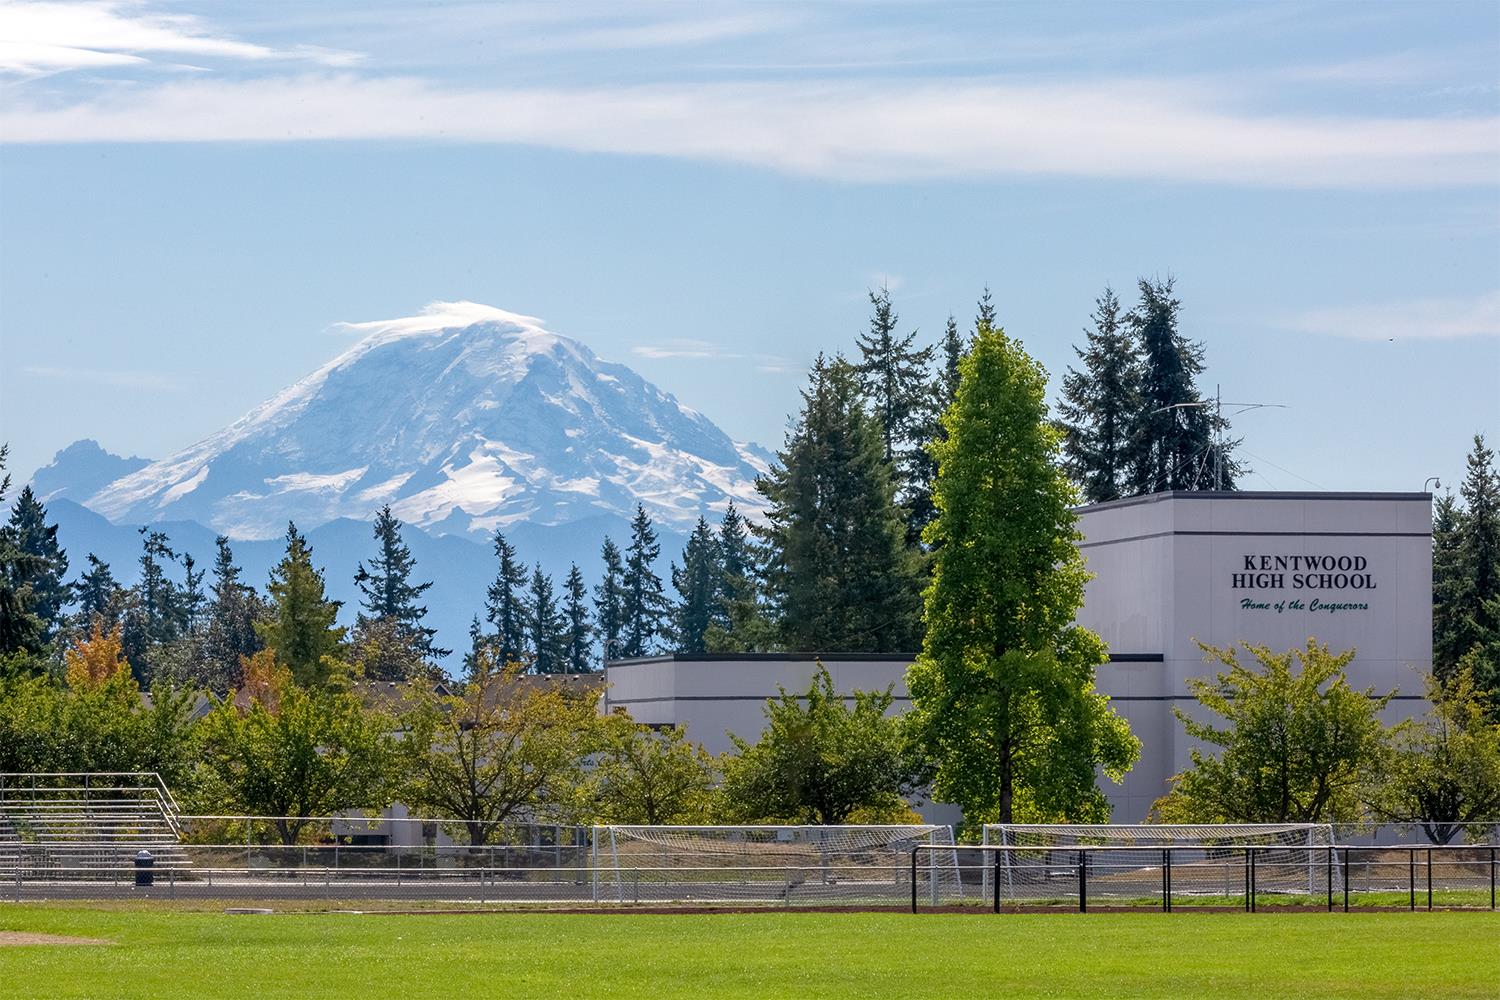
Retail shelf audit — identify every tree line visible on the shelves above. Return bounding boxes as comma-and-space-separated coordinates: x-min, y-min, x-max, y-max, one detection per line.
0, 283, 1493, 843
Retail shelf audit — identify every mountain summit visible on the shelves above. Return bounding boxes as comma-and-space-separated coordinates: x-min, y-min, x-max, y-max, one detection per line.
84, 302, 770, 540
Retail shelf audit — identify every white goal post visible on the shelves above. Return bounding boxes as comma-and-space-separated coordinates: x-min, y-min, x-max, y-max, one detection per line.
594, 825, 964, 906
981, 824, 1337, 903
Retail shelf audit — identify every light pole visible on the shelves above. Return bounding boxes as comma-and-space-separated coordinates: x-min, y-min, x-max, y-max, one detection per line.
1150, 385, 1287, 490
1423, 477, 1441, 495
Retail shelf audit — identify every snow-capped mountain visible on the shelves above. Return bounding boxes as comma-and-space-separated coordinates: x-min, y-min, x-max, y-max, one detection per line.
81, 302, 771, 540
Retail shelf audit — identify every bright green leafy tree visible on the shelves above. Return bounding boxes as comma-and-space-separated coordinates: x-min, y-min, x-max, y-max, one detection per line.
1365, 667, 1500, 844
1153, 639, 1391, 824
905, 320, 1139, 825
587, 716, 719, 825
197, 678, 398, 844
719, 665, 920, 824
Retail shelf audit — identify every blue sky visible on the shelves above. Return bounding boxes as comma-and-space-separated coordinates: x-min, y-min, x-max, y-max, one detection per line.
1, 1, 1497, 497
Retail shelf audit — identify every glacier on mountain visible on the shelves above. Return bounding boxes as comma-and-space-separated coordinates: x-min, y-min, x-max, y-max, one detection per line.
81, 302, 771, 540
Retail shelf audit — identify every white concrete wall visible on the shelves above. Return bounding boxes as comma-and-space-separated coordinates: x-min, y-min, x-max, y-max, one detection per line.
1079, 492, 1432, 821
606, 492, 1434, 826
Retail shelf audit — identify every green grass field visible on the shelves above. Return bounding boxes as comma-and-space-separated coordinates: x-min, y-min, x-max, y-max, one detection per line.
0, 905, 1496, 999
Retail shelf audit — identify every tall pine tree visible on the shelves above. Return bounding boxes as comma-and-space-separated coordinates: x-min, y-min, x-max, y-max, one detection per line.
1127, 277, 1240, 493
594, 538, 627, 661
257, 521, 345, 688
6, 486, 69, 645
1058, 286, 1141, 503
1435, 435, 1500, 697
354, 505, 447, 659
562, 564, 594, 673
672, 517, 722, 654
201, 536, 263, 693
621, 505, 669, 658
758, 354, 924, 652
485, 530, 530, 667
855, 285, 937, 545
526, 565, 568, 674
71, 554, 126, 632
0, 445, 45, 656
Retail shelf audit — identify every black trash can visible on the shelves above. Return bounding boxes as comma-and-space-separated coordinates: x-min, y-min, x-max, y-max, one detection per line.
134, 850, 154, 887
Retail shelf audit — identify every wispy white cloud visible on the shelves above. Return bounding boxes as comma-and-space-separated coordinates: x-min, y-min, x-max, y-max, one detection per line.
0, 0, 358, 74
633, 339, 794, 370
23, 365, 181, 389
1285, 290, 1500, 340
508, 11, 796, 54
2, 74, 1495, 189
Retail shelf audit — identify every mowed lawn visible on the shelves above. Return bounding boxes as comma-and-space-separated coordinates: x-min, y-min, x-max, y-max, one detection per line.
0, 906, 1496, 999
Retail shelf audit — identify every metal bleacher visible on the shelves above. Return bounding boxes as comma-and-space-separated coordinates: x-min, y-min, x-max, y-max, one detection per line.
0, 773, 187, 877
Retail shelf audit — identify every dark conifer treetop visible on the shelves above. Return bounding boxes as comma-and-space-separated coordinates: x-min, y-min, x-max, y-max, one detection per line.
621, 505, 669, 658
485, 530, 530, 667
594, 537, 627, 662
757, 354, 924, 652
355, 504, 447, 659
672, 516, 722, 654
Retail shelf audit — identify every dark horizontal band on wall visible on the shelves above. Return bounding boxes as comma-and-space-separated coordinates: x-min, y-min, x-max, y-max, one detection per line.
1076, 490, 1432, 514
1079, 529, 1430, 550
608, 695, 915, 706
1103, 694, 1429, 702
609, 692, 1426, 705
608, 651, 1165, 666
606, 652, 918, 666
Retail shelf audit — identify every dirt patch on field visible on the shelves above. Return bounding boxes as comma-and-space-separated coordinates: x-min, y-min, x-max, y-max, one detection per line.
0, 931, 110, 947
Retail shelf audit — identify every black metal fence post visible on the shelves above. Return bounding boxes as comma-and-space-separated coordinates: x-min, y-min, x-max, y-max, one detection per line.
1078, 851, 1087, 914
1409, 849, 1415, 911
1491, 847, 1496, 912
1162, 849, 1171, 913
1342, 847, 1350, 912
1326, 846, 1333, 912
992, 852, 1001, 914
910, 847, 918, 914
1426, 848, 1433, 912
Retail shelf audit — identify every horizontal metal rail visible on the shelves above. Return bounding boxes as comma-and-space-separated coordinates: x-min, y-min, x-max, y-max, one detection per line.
910, 843, 1500, 914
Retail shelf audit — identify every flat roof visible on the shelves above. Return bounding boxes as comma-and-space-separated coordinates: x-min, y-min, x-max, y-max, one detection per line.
1076, 490, 1431, 513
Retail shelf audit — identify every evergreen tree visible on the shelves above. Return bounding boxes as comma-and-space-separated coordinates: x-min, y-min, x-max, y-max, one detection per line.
354, 505, 447, 659
855, 285, 937, 544
526, 565, 567, 674
6, 486, 69, 644
0, 445, 45, 655
179, 553, 206, 634
461, 615, 487, 683
594, 538, 627, 661
134, 528, 184, 647
72, 554, 126, 631
672, 517, 722, 654
1126, 278, 1241, 493
201, 537, 262, 694
905, 322, 1140, 823
1435, 435, 1500, 695
621, 505, 670, 658
257, 521, 345, 688
1058, 287, 1141, 503
562, 564, 594, 674
715, 502, 756, 636
758, 354, 925, 652
484, 531, 531, 667
974, 286, 997, 334
939, 313, 965, 410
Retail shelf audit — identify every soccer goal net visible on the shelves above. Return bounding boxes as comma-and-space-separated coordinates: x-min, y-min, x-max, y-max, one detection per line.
595, 825, 964, 906
981, 824, 1337, 905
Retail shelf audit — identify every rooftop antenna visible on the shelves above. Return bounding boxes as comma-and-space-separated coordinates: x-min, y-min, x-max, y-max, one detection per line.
1152, 385, 1288, 490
